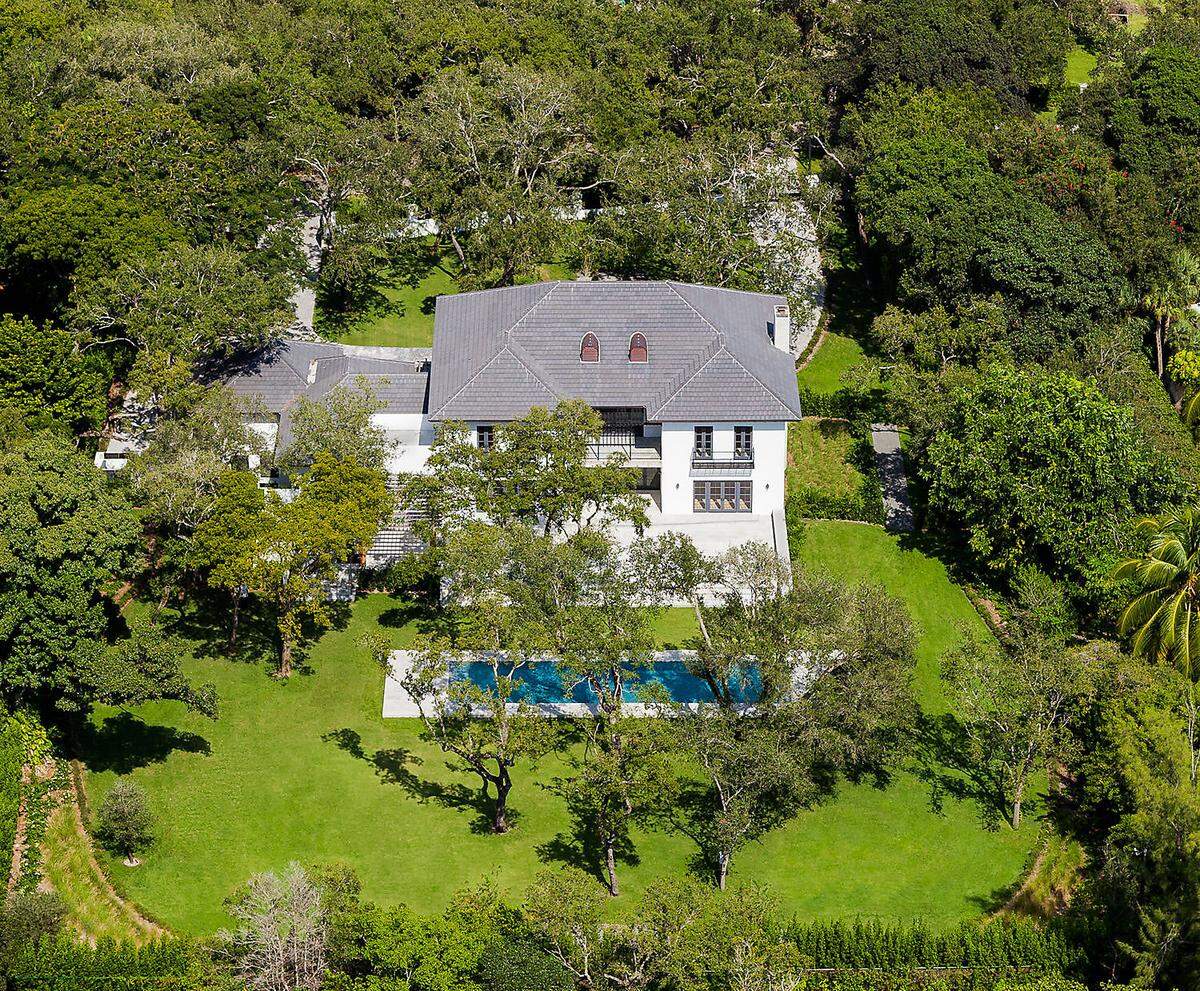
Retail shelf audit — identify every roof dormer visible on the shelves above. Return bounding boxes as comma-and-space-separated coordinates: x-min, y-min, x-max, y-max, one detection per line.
580, 332, 599, 363
629, 333, 648, 363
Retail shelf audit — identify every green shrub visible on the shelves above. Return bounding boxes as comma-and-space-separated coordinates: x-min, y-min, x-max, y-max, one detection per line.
785, 917, 1080, 972
93, 780, 155, 864
477, 939, 574, 991
0, 708, 22, 887
6, 936, 228, 990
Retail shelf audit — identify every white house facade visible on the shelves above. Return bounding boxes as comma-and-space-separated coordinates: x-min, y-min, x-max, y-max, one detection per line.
221, 280, 802, 565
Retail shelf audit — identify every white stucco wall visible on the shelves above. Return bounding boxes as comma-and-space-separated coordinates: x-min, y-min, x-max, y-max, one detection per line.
376, 412, 435, 476
659, 421, 788, 515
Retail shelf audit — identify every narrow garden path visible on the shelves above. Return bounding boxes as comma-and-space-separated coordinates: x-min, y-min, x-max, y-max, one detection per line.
869, 424, 914, 533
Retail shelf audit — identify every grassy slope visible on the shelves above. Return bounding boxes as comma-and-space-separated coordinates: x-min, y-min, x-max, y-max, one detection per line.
786, 420, 864, 499
314, 261, 576, 348
86, 524, 1035, 935
1065, 46, 1098, 88
797, 333, 866, 395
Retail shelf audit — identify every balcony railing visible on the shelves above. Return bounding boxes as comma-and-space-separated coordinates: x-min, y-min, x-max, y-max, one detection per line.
588, 429, 662, 464
691, 448, 755, 469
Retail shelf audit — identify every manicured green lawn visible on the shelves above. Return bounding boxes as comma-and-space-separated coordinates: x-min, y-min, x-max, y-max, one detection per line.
1065, 46, 1097, 88
86, 524, 1036, 935
787, 419, 864, 500
797, 332, 865, 394
314, 258, 576, 348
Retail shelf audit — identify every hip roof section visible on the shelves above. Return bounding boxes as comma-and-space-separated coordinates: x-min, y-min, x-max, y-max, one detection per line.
428, 281, 802, 422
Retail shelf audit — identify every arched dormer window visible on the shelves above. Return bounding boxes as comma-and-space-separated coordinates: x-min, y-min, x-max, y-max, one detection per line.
580, 333, 600, 363
629, 333, 648, 363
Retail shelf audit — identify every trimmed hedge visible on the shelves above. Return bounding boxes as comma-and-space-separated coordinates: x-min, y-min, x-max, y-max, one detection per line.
786, 918, 1080, 972
0, 708, 21, 889
6, 937, 225, 991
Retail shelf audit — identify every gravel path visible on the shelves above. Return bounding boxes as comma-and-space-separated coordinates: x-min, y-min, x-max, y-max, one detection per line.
870, 424, 914, 533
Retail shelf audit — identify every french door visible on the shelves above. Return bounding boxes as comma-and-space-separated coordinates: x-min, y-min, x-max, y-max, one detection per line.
693, 480, 752, 512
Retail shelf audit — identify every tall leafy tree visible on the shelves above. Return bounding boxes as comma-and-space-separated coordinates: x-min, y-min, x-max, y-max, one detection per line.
945, 624, 1101, 828
0, 432, 213, 718
71, 243, 292, 413
923, 365, 1177, 593
237, 453, 391, 676
400, 523, 559, 833
0, 315, 107, 434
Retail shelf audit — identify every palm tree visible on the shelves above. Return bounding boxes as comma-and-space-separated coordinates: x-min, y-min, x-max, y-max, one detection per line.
1143, 247, 1200, 381
1115, 506, 1200, 678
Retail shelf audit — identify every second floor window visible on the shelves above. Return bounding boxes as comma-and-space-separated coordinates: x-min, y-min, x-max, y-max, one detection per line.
693, 426, 713, 459
476, 424, 494, 451
734, 425, 753, 457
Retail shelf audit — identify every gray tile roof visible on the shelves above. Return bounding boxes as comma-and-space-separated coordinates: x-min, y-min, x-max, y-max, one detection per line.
224, 339, 429, 455
428, 281, 801, 422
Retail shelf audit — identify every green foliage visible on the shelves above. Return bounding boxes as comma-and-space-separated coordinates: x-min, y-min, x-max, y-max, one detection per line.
0, 706, 22, 886
0, 315, 107, 433
0, 890, 66, 972
70, 244, 292, 411
0, 432, 139, 712
6, 936, 229, 991
849, 0, 1070, 103
477, 939, 573, 991
785, 917, 1080, 971
922, 366, 1176, 596
93, 779, 155, 862
283, 381, 393, 475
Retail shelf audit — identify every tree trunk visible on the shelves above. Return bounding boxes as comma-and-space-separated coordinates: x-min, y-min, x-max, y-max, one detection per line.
1155, 317, 1166, 379
279, 636, 293, 678
228, 591, 241, 649
604, 837, 619, 896
492, 770, 512, 834
717, 849, 731, 891
1011, 777, 1025, 830
693, 595, 711, 649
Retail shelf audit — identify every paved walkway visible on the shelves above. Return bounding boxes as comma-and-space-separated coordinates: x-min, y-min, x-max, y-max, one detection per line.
870, 424, 913, 533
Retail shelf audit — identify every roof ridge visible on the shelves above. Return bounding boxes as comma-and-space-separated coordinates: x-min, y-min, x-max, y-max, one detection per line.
718, 347, 800, 418
652, 346, 796, 421
431, 344, 557, 417
505, 281, 559, 338
648, 339, 725, 418
503, 337, 564, 401
665, 282, 727, 347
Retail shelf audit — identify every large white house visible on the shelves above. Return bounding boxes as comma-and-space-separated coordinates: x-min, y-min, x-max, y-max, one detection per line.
222, 280, 803, 564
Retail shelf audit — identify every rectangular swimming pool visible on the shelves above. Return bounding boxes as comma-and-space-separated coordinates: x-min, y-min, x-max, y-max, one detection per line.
451, 652, 762, 706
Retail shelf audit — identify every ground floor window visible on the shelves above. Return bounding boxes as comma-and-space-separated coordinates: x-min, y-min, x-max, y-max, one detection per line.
693, 480, 752, 512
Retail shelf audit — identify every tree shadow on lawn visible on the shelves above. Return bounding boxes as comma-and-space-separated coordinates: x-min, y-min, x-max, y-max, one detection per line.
322, 727, 510, 835
377, 601, 459, 640
166, 594, 351, 677
908, 711, 1013, 832
80, 712, 211, 775
534, 775, 644, 891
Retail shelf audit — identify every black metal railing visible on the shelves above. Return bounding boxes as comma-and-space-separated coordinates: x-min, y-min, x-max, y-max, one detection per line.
589, 430, 661, 461
691, 447, 755, 469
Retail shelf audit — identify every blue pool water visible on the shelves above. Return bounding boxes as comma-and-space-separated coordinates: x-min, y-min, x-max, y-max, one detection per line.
452, 656, 761, 705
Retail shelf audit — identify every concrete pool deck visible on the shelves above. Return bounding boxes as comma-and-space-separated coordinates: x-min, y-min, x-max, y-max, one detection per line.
381, 649, 814, 718
383, 648, 745, 718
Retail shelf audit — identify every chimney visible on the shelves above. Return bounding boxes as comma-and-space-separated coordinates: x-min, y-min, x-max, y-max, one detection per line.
772, 304, 791, 353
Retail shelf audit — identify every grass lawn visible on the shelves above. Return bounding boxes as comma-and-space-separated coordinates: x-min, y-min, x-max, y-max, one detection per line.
1065, 46, 1098, 88
314, 257, 576, 348
786, 419, 865, 499
797, 332, 866, 394
41, 800, 157, 944
85, 524, 1035, 935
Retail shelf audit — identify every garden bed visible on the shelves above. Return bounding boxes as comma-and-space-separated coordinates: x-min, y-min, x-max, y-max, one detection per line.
786, 418, 885, 525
